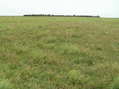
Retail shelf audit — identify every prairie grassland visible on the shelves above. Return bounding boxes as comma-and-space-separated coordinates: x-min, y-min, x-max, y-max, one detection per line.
0, 16, 119, 89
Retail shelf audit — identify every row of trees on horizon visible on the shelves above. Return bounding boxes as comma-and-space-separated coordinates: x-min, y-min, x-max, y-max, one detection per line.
24, 14, 100, 18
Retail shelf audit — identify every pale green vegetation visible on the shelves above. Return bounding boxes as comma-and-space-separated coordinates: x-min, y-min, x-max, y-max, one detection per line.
0, 16, 119, 89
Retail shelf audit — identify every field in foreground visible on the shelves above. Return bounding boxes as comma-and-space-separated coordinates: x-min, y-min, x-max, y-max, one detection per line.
0, 16, 119, 89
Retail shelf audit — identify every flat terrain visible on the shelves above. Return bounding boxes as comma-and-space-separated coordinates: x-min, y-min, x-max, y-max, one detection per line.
0, 16, 119, 89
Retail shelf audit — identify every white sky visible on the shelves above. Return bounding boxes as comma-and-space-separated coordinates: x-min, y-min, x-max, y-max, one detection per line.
0, 0, 119, 17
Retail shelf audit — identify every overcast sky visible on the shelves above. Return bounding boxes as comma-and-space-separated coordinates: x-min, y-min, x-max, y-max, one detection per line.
0, 0, 119, 17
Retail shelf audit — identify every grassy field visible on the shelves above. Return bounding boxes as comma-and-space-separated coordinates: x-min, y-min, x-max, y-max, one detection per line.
0, 16, 119, 89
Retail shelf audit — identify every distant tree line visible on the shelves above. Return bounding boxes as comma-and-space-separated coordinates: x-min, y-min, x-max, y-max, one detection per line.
24, 14, 100, 18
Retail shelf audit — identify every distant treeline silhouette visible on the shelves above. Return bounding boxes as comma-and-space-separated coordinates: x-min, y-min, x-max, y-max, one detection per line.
24, 14, 100, 18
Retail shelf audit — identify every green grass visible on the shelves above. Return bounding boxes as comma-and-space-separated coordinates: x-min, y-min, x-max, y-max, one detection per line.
0, 16, 119, 89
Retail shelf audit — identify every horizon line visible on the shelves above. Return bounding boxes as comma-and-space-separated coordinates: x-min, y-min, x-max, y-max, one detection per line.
0, 14, 119, 18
